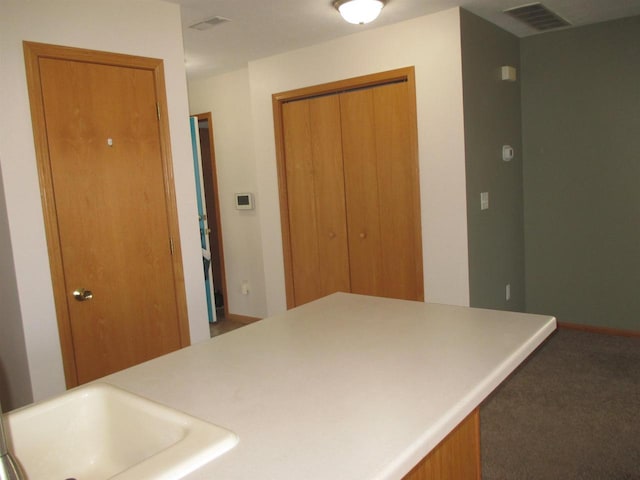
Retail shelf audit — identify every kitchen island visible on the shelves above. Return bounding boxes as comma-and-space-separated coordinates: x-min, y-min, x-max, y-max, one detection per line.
102, 293, 556, 479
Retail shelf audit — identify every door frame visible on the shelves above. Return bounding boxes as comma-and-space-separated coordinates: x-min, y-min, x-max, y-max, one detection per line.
272, 67, 422, 309
23, 41, 190, 388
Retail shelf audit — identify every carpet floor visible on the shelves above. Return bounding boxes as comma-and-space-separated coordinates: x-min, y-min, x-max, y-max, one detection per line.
480, 328, 640, 479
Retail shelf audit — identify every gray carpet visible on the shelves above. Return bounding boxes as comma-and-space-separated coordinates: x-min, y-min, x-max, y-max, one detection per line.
481, 328, 640, 480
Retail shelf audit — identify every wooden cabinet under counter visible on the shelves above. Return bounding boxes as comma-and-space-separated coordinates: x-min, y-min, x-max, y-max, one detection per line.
403, 409, 480, 480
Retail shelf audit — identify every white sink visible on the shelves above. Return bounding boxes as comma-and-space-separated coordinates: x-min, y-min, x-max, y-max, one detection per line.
4, 383, 238, 479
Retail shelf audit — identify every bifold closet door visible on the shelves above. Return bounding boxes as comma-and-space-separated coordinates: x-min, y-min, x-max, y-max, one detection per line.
340, 82, 423, 301
282, 95, 351, 306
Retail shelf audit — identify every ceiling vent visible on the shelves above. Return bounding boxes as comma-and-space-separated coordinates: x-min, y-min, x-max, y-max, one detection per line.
503, 3, 571, 31
189, 16, 230, 31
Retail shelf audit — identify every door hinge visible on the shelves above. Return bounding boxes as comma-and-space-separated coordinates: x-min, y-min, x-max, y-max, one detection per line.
169, 237, 175, 255
156, 103, 161, 120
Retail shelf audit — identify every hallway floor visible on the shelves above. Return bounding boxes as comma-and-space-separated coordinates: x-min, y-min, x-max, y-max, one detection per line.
209, 311, 247, 337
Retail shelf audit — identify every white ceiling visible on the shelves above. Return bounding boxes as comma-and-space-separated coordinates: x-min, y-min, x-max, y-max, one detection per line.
166, 0, 640, 79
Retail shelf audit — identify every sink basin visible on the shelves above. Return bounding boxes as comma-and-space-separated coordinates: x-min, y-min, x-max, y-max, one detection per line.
4, 383, 238, 479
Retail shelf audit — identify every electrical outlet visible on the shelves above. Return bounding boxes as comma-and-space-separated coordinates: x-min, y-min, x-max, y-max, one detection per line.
505, 283, 511, 301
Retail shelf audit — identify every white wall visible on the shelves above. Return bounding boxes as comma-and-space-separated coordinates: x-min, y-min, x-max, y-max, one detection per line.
188, 69, 268, 318
0, 162, 32, 410
247, 8, 471, 315
0, 0, 210, 405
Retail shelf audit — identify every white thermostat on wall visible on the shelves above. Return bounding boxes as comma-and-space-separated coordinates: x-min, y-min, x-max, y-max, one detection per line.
235, 192, 254, 210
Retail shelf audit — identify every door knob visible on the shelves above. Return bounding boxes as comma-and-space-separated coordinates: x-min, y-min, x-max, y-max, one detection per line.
73, 288, 93, 302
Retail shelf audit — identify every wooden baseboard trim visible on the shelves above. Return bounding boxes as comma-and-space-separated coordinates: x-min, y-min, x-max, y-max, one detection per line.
558, 322, 640, 338
227, 313, 261, 325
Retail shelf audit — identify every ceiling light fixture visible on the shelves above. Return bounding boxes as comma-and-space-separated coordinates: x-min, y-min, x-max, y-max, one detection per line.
334, 0, 385, 25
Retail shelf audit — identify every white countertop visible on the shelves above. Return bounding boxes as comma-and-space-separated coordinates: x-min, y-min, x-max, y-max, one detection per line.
101, 293, 556, 480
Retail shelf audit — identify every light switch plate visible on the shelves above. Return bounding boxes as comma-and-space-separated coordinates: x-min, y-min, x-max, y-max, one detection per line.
480, 192, 489, 210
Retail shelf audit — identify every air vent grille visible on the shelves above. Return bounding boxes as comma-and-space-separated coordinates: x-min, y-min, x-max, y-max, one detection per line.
189, 16, 230, 31
503, 3, 570, 31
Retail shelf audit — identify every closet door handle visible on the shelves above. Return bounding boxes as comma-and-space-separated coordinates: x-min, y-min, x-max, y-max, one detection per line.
73, 288, 93, 302
328, 232, 336, 239
359, 232, 367, 239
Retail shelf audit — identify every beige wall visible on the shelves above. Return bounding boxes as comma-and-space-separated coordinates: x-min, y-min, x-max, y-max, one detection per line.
189, 8, 471, 315
248, 8, 470, 314
0, 3, 475, 405
0, 0, 210, 406
188, 69, 268, 318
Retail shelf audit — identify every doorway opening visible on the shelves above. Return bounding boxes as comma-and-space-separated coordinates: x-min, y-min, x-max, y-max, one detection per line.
193, 112, 228, 324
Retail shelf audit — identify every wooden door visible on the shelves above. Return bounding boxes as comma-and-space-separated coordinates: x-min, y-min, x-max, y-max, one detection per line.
282, 95, 351, 305
24, 43, 190, 386
341, 81, 423, 301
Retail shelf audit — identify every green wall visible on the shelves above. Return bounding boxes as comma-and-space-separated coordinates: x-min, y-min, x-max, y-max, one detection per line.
461, 10, 525, 311
521, 16, 640, 330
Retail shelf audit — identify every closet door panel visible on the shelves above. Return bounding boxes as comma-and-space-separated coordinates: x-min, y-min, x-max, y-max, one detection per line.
310, 96, 351, 299
340, 89, 384, 297
283, 100, 320, 305
283, 96, 350, 306
374, 82, 423, 301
